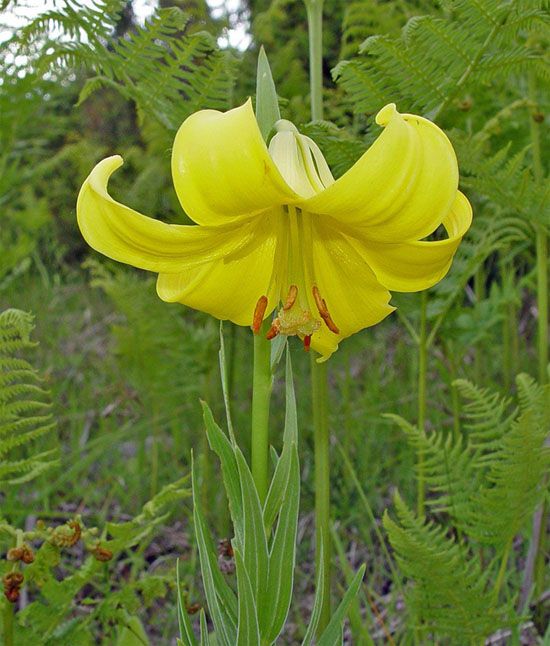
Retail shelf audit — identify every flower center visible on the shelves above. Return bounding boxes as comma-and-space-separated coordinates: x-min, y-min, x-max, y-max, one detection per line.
250, 125, 339, 350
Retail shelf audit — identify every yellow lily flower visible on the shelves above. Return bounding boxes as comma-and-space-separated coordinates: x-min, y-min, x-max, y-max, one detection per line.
77, 99, 472, 361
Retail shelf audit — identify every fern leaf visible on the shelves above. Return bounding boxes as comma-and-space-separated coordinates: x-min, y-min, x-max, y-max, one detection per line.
384, 492, 514, 642
0, 309, 58, 486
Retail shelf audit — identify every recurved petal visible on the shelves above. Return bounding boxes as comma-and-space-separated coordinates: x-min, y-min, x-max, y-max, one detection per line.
355, 191, 473, 292
300, 104, 459, 242
171, 99, 299, 226
156, 210, 281, 326
77, 156, 260, 272
303, 217, 395, 361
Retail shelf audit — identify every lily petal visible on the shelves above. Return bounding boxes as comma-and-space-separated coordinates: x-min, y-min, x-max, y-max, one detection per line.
77, 156, 262, 272
156, 211, 282, 326
302, 216, 395, 361
171, 99, 299, 226
300, 104, 459, 242
354, 191, 473, 292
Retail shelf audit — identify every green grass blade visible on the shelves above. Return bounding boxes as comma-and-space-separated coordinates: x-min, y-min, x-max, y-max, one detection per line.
317, 564, 366, 646
176, 558, 198, 646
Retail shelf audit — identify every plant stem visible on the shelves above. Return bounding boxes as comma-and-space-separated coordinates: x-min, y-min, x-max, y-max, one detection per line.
305, 0, 330, 632
492, 539, 512, 605
3, 601, 14, 646
473, 265, 484, 384
528, 70, 548, 600
251, 319, 273, 503
417, 291, 428, 516
305, 0, 324, 121
311, 355, 331, 634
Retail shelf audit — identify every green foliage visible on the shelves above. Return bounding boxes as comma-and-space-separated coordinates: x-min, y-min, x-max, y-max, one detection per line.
1, 476, 190, 645
383, 493, 514, 643
184, 351, 364, 645
0, 309, 58, 486
335, 0, 548, 116
385, 374, 549, 641
87, 260, 216, 416
15, 2, 236, 134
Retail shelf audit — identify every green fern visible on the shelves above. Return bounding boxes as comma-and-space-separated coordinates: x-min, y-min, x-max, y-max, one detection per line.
389, 375, 549, 549
0, 309, 58, 486
383, 492, 514, 643
18, 3, 236, 132
334, 0, 548, 116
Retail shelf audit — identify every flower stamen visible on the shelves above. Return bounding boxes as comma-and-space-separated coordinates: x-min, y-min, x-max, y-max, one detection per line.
251, 295, 269, 334
283, 284, 298, 311
312, 286, 340, 334
266, 320, 280, 340
303, 335, 312, 351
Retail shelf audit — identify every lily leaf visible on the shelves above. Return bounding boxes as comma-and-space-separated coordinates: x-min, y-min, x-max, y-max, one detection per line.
255, 46, 280, 141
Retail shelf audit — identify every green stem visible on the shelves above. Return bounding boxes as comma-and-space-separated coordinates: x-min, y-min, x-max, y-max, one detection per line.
251, 320, 273, 504
492, 539, 512, 606
305, 0, 324, 121
305, 0, 330, 632
3, 600, 14, 646
473, 265, 484, 385
311, 355, 331, 634
417, 292, 428, 517
529, 70, 548, 600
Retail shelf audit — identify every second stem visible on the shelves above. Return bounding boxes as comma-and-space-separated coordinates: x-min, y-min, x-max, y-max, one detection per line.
311, 355, 331, 632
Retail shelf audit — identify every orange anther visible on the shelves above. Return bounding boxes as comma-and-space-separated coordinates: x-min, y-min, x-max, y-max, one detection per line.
266, 320, 280, 340
283, 285, 298, 311
252, 295, 268, 334
312, 286, 340, 334
303, 335, 312, 351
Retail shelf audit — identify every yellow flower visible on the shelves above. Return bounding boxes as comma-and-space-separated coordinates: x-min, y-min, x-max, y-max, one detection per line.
77, 100, 472, 361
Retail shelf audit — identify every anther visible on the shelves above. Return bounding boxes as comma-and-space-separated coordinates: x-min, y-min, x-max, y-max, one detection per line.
266, 320, 280, 340
303, 335, 311, 352
283, 285, 298, 311
312, 286, 340, 334
252, 295, 269, 334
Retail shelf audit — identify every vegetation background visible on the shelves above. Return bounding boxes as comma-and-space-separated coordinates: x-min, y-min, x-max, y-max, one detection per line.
0, 0, 548, 644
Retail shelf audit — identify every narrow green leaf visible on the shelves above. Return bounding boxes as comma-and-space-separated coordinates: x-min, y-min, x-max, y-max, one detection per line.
218, 322, 235, 443
235, 548, 261, 646
176, 559, 198, 646
317, 564, 366, 646
263, 349, 299, 532
201, 401, 243, 547
199, 610, 210, 646
302, 541, 325, 646
263, 445, 300, 642
191, 456, 237, 645
331, 529, 374, 645
255, 46, 280, 141
234, 449, 269, 626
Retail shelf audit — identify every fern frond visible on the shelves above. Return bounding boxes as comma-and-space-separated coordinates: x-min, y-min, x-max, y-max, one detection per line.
453, 379, 515, 449
385, 415, 479, 524
55, 7, 236, 131
468, 379, 550, 548
335, 0, 545, 116
0, 309, 58, 486
384, 492, 514, 642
